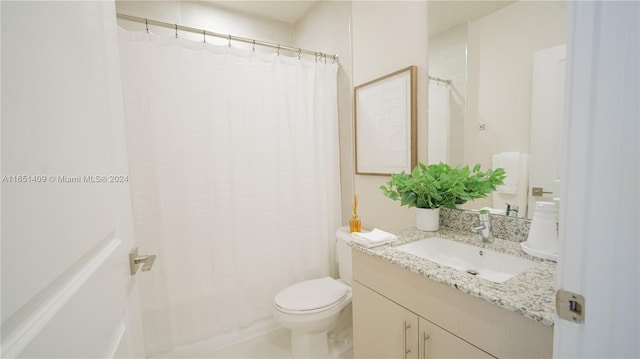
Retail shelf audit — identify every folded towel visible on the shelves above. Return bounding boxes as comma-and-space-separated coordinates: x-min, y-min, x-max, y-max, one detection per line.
493, 152, 521, 194
351, 228, 398, 248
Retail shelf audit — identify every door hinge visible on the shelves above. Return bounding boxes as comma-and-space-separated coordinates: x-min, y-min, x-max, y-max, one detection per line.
556, 289, 585, 323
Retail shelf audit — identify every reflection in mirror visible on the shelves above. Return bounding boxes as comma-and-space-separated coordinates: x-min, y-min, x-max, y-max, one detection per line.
428, 22, 467, 168
427, 1, 567, 219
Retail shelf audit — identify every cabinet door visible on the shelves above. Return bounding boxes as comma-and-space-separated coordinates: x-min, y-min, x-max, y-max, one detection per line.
419, 318, 495, 359
353, 281, 419, 359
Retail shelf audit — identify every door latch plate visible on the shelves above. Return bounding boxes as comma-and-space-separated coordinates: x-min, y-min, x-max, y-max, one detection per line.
556, 289, 585, 323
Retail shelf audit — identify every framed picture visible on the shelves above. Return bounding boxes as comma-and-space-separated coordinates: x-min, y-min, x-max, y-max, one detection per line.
354, 66, 417, 175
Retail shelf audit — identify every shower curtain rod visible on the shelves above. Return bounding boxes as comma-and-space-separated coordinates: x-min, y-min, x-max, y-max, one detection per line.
429, 75, 452, 85
116, 13, 339, 63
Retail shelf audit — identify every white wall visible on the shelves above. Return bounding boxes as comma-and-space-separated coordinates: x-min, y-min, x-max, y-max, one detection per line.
464, 1, 566, 209
352, 1, 429, 231
429, 22, 468, 167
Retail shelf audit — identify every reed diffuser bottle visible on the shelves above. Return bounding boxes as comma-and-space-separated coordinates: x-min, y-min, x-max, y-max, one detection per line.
350, 195, 362, 233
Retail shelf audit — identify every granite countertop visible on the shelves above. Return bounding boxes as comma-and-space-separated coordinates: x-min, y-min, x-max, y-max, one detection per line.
350, 227, 557, 327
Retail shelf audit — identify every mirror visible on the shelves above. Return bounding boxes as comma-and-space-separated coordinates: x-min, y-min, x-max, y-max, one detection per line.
427, 1, 567, 219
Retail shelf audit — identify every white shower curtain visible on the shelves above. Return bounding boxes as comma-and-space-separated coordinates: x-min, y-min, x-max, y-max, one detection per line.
118, 29, 341, 354
427, 82, 451, 164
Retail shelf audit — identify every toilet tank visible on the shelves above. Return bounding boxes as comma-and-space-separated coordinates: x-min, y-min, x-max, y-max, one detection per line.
335, 226, 353, 285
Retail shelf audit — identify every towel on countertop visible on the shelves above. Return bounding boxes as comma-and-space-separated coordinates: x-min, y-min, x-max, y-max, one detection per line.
351, 228, 398, 248
492, 152, 521, 194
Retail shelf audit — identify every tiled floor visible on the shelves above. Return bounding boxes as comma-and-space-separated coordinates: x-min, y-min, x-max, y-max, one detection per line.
152, 326, 353, 359
204, 327, 292, 358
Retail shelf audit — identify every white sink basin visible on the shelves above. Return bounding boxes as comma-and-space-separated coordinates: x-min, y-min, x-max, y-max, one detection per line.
395, 237, 537, 283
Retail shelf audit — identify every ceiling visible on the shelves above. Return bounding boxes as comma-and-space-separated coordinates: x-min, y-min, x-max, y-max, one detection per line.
428, 1, 516, 35
207, 1, 516, 33
209, 1, 317, 23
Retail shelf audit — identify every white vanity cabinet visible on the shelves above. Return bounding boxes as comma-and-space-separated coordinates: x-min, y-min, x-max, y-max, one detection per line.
352, 249, 553, 359
353, 281, 419, 358
419, 317, 495, 358
354, 281, 494, 359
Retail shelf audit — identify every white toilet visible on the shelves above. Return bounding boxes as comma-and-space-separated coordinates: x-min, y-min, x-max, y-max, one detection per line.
273, 227, 353, 357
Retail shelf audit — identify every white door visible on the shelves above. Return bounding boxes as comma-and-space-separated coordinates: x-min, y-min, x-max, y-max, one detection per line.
1, 1, 146, 357
528, 44, 565, 218
555, 1, 639, 358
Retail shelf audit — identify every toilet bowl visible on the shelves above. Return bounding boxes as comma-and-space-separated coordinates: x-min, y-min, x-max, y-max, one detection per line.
273, 227, 353, 358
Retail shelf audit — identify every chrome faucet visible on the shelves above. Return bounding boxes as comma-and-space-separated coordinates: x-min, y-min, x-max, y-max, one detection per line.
472, 210, 493, 243
506, 203, 519, 217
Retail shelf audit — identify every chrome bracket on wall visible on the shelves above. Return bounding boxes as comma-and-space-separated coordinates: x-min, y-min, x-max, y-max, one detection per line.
532, 186, 553, 197
129, 247, 157, 275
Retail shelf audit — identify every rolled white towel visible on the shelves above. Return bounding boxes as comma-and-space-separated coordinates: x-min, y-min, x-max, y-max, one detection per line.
351, 228, 398, 248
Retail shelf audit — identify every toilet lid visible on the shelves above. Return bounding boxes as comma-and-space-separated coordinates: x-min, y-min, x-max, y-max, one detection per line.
274, 277, 348, 312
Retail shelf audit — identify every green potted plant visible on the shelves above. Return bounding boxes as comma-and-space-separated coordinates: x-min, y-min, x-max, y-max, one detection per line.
380, 162, 506, 231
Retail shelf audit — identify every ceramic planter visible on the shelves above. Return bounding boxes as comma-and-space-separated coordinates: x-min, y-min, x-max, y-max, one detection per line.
416, 207, 440, 231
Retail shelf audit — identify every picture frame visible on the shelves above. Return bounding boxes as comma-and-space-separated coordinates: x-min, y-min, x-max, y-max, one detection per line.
354, 66, 417, 175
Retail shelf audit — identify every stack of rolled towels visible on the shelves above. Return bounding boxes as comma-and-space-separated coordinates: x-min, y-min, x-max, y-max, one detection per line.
351, 228, 398, 248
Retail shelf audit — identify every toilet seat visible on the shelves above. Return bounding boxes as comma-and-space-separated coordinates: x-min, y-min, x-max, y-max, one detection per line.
274, 277, 349, 314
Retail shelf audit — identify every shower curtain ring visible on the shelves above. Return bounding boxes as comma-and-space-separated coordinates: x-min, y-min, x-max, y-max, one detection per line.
332, 55, 338, 64
175, 24, 178, 38
297, 48, 301, 60
145, 18, 149, 33
277, 45, 280, 56
252, 40, 256, 52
